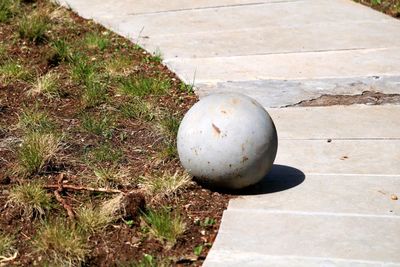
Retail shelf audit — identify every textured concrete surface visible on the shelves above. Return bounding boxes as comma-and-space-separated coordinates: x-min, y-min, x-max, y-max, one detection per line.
58, 0, 400, 265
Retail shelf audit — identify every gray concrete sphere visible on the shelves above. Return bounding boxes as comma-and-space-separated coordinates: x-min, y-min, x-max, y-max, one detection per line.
177, 93, 278, 190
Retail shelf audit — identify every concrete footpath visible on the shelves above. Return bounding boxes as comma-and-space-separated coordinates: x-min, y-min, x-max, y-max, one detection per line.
58, 0, 400, 266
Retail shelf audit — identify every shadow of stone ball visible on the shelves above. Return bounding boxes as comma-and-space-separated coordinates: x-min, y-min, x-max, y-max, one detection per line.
177, 93, 278, 190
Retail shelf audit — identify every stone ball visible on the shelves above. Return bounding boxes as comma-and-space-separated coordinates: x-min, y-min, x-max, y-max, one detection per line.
177, 93, 278, 190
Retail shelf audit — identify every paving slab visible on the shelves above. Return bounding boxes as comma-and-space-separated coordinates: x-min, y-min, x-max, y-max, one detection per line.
229, 173, 399, 215
276, 139, 400, 175
267, 105, 400, 139
204, 210, 400, 266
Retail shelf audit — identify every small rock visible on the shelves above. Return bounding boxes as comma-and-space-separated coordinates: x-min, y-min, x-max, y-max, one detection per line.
391, 194, 398, 201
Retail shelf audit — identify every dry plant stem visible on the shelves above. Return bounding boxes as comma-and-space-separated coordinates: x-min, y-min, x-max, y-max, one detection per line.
0, 251, 18, 264
44, 184, 125, 194
54, 173, 75, 219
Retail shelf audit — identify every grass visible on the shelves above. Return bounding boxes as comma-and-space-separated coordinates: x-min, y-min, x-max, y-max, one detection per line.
18, 11, 50, 43
0, 0, 19, 23
120, 98, 155, 121
141, 208, 186, 246
76, 205, 115, 234
84, 143, 123, 164
0, 60, 31, 85
156, 113, 181, 159
0, 232, 15, 258
8, 182, 53, 217
119, 76, 171, 97
48, 39, 72, 64
18, 106, 54, 133
84, 32, 110, 51
82, 79, 108, 108
355, 0, 400, 16
139, 171, 191, 200
33, 219, 88, 267
28, 71, 61, 98
105, 55, 133, 77
17, 132, 60, 176
81, 113, 114, 138
70, 54, 96, 84
92, 165, 129, 188
126, 254, 171, 267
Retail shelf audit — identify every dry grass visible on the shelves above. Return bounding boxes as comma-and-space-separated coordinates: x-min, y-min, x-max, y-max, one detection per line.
28, 71, 60, 98
8, 182, 53, 217
76, 205, 116, 234
33, 219, 88, 267
0, 232, 15, 259
17, 132, 60, 176
139, 171, 191, 201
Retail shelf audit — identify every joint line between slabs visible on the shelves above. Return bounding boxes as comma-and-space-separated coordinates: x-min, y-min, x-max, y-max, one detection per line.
229, 209, 400, 219
126, 0, 303, 16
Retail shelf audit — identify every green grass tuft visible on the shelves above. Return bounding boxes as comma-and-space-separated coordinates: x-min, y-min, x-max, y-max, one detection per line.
141, 207, 186, 247
18, 11, 49, 43
18, 107, 54, 133
84, 143, 123, 164
8, 182, 53, 217
119, 76, 171, 97
17, 132, 60, 176
84, 32, 110, 51
76, 205, 115, 234
81, 113, 114, 138
0, 232, 15, 258
48, 39, 72, 64
81, 79, 108, 108
33, 219, 88, 267
119, 97, 155, 121
0, 0, 19, 23
0, 60, 31, 85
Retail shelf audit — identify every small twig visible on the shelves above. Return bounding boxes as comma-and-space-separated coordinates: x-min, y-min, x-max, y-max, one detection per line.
54, 173, 75, 220
44, 184, 124, 194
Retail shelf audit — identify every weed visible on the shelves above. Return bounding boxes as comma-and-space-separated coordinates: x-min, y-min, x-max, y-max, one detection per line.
157, 113, 180, 140
17, 132, 60, 176
194, 245, 203, 257
125, 254, 171, 267
156, 113, 181, 159
76, 205, 115, 234
48, 39, 72, 64
84, 32, 110, 51
0, 60, 31, 84
143, 49, 163, 64
0, 0, 19, 23
28, 71, 61, 98
0, 43, 7, 60
84, 143, 122, 164
201, 217, 216, 227
120, 98, 154, 121
139, 171, 190, 200
0, 232, 15, 258
82, 79, 108, 108
18, 106, 54, 133
141, 207, 186, 246
105, 55, 133, 77
33, 218, 88, 266
18, 11, 49, 43
8, 181, 53, 217
119, 76, 170, 97
93, 165, 129, 188
70, 54, 95, 84
81, 113, 114, 138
